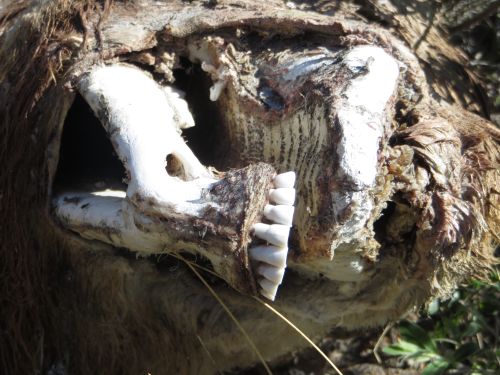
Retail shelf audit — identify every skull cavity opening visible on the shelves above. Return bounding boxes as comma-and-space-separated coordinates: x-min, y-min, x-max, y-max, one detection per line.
172, 59, 230, 171
53, 94, 127, 195
53, 62, 227, 196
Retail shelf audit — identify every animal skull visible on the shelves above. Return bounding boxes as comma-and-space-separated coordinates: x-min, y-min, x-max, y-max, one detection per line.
52, 42, 400, 302
2, 1, 498, 373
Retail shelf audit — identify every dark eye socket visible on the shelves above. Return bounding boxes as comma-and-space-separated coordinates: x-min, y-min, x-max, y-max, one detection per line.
52, 93, 127, 195
54, 58, 235, 198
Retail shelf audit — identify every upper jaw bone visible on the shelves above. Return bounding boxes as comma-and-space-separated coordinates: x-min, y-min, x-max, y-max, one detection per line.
77, 64, 213, 208
53, 64, 278, 295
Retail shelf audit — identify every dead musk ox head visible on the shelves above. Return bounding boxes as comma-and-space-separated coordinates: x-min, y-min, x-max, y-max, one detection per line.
0, 0, 498, 374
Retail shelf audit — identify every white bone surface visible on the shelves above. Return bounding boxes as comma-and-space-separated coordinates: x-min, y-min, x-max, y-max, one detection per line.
209, 80, 226, 101
78, 64, 215, 211
337, 46, 399, 189
201, 61, 229, 102
328, 45, 400, 251
53, 193, 163, 252
162, 86, 195, 129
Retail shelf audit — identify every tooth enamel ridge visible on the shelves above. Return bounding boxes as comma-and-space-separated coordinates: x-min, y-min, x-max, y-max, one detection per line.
269, 188, 295, 205
263, 204, 294, 226
248, 171, 296, 300
273, 171, 296, 188
258, 278, 280, 301
257, 264, 285, 285
248, 245, 288, 268
53, 63, 278, 296
253, 223, 290, 247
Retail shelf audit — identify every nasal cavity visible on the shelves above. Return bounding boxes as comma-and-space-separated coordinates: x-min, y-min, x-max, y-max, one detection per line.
172, 58, 229, 170
52, 94, 127, 195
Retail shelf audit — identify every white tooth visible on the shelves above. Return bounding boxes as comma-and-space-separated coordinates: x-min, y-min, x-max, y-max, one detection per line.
258, 264, 285, 285
269, 188, 295, 205
259, 278, 279, 301
260, 289, 276, 301
264, 205, 294, 226
252, 223, 290, 246
273, 171, 296, 188
249, 245, 288, 268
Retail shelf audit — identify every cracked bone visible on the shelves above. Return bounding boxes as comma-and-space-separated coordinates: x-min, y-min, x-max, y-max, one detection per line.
53, 64, 281, 296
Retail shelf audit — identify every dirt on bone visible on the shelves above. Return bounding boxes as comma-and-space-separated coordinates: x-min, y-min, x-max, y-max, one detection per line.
0, 1, 498, 375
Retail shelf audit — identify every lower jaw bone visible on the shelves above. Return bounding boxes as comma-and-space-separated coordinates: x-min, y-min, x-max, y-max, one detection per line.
52, 64, 291, 297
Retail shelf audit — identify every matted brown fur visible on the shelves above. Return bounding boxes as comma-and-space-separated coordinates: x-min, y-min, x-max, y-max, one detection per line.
0, 1, 115, 373
0, 1, 498, 374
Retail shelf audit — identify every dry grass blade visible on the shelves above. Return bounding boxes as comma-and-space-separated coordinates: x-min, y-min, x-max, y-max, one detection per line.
254, 297, 344, 375
180, 257, 273, 375
168, 253, 342, 374
196, 335, 222, 375
373, 322, 393, 364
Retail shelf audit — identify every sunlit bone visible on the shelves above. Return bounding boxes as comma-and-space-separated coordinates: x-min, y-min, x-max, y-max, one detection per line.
53, 64, 295, 297
78, 65, 213, 210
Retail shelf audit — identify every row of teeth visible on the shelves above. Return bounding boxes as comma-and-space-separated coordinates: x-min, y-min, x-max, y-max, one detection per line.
249, 171, 295, 301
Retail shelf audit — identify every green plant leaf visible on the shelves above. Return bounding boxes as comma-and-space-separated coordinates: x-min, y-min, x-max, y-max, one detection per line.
462, 321, 482, 337
399, 321, 437, 352
421, 359, 450, 375
452, 342, 479, 362
383, 341, 422, 356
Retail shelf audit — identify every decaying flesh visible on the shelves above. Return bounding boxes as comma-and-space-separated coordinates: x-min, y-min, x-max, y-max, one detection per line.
0, 1, 498, 374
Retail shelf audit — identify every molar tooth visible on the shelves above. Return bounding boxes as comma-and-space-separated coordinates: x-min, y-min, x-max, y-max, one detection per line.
258, 278, 279, 301
273, 171, 296, 188
252, 223, 290, 246
257, 264, 285, 285
264, 204, 294, 226
248, 245, 288, 268
269, 188, 295, 205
